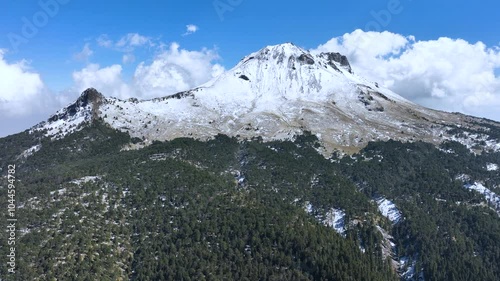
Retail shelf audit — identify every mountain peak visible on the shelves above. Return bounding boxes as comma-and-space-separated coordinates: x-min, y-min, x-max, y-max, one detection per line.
33, 88, 105, 139
238, 43, 354, 75
263, 42, 305, 54
79, 88, 105, 104
64, 88, 104, 121
242, 43, 309, 63
32, 43, 490, 154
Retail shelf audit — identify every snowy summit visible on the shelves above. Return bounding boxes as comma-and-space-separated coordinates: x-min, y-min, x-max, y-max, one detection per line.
33, 43, 496, 153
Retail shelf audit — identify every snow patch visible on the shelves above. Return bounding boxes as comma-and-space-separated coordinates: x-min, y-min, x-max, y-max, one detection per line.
304, 203, 347, 236
465, 182, 500, 214
399, 256, 424, 281
437, 147, 454, 154
304, 202, 313, 214
486, 163, 498, 171
19, 144, 41, 158
323, 208, 347, 236
71, 176, 101, 185
455, 174, 471, 182
50, 188, 67, 196
376, 198, 403, 224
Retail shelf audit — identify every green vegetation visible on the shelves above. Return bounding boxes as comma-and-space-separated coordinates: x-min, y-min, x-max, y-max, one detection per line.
340, 140, 500, 280
1, 122, 499, 280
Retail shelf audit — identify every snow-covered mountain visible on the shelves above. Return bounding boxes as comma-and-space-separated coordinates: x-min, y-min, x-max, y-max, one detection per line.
32, 43, 500, 153
9, 43, 500, 280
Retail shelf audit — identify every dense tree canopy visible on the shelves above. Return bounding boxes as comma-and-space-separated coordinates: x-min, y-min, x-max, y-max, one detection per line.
0, 122, 499, 280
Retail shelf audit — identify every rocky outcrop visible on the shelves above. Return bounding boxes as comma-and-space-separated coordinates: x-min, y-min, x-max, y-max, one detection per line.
320, 52, 352, 73
297, 53, 315, 65
48, 88, 104, 123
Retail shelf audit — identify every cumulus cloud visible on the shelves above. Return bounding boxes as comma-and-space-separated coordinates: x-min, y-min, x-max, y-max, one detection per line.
132, 42, 224, 99
72, 63, 135, 99
0, 51, 74, 136
70, 43, 224, 100
183, 24, 199, 36
0, 50, 46, 116
313, 30, 500, 121
74, 43, 94, 62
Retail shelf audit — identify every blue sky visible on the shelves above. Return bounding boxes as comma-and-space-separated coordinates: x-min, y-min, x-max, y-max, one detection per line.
1, 0, 500, 136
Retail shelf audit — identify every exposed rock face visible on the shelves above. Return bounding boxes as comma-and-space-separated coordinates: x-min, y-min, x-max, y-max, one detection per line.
297, 53, 315, 65
239, 75, 250, 81
83, 88, 105, 121
80, 87, 105, 103
48, 88, 104, 123
320, 52, 352, 73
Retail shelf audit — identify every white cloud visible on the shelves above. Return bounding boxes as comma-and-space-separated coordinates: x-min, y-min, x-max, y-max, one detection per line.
122, 53, 135, 64
70, 43, 224, 100
116, 33, 151, 49
97, 33, 152, 52
0, 51, 74, 136
314, 30, 500, 121
72, 64, 134, 99
95, 33, 153, 69
74, 43, 94, 61
133, 42, 224, 99
183, 24, 199, 36
96, 34, 113, 48
0, 50, 46, 116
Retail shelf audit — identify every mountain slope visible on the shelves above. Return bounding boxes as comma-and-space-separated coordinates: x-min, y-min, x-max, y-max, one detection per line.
2, 43, 500, 281
32, 43, 500, 154
2, 122, 500, 280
